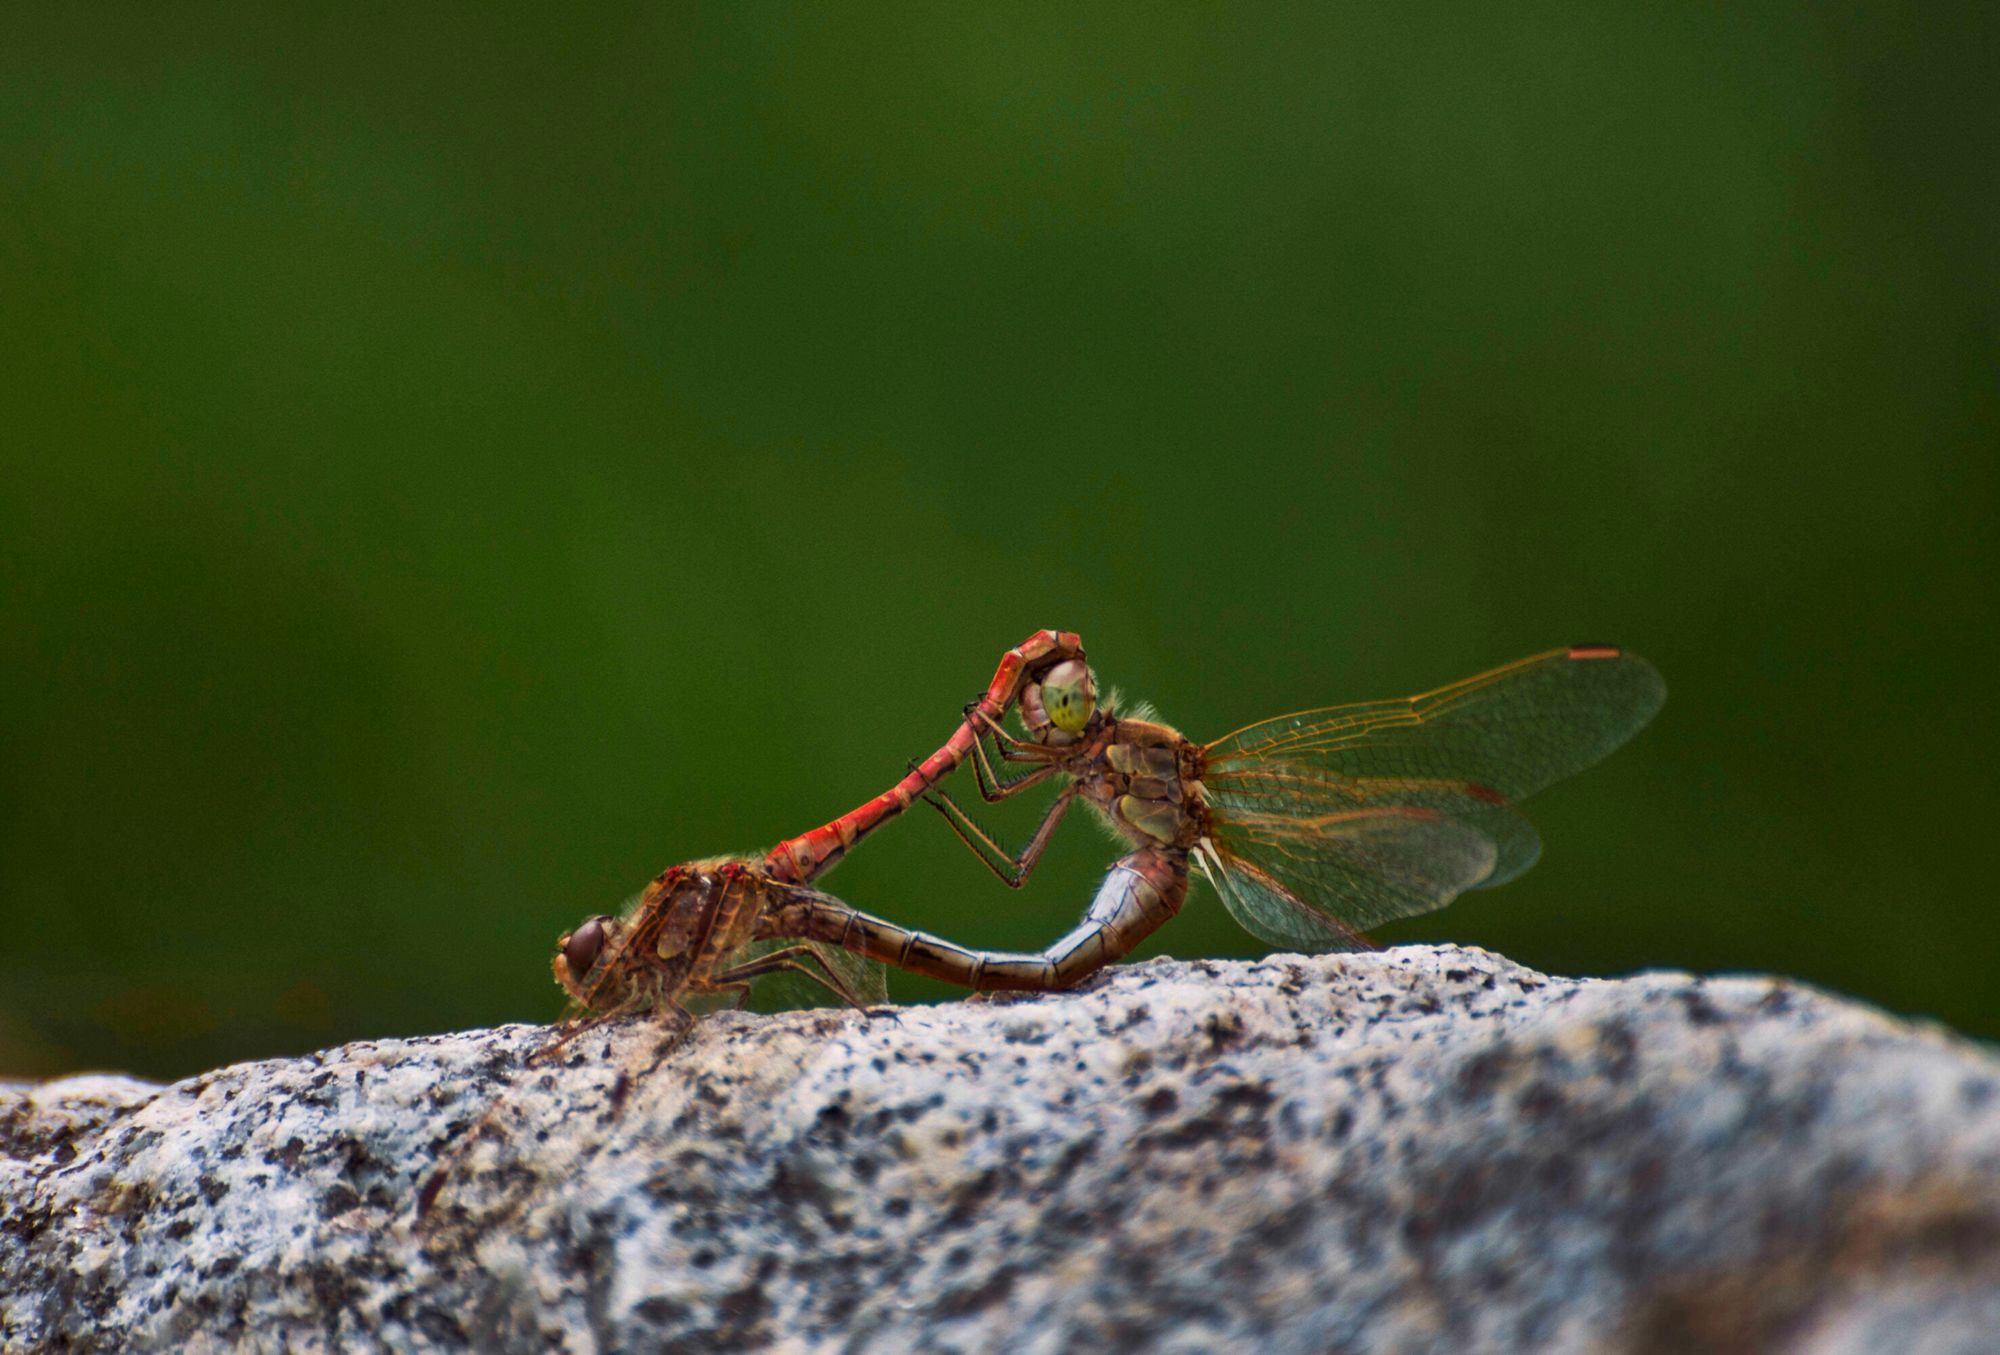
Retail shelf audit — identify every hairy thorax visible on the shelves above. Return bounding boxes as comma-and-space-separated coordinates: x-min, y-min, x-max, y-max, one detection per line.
1073, 717, 1210, 850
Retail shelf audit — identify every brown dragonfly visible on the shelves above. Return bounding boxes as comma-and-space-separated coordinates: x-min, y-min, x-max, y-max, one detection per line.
419, 857, 895, 1221
549, 857, 885, 1019
542, 626, 1092, 1023
423, 846, 1049, 1223
418, 629, 1089, 1218
764, 644, 1667, 989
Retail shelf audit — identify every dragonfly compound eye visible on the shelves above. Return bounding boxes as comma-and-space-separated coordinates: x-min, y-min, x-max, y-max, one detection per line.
1040, 659, 1096, 735
562, 915, 611, 979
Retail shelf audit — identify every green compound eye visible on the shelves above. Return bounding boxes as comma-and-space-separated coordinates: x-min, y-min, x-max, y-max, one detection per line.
1040, 659, 1096, 735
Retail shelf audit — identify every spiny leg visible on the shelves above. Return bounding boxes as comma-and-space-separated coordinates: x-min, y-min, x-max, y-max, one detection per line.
963, 707, 1062, 800
715, 947, 872, 1011
965, 702, 1044, 756
524, 1002, 642, 1069
926, 783, 1076, 888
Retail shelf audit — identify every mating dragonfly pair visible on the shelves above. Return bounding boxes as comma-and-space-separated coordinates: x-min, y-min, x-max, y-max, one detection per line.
551, 630, 1665, 1027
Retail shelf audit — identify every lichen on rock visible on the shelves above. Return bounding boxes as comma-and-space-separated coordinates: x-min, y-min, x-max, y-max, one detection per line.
5, 947, 2000, 1352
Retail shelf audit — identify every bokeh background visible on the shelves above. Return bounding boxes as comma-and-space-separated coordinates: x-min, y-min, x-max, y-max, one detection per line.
3, 6, 1992, 1080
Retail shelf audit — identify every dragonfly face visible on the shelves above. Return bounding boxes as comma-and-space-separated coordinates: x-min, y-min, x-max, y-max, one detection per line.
553, 912, 633, 1010
1020, 658, 1098, 745
560, 915, 610, 980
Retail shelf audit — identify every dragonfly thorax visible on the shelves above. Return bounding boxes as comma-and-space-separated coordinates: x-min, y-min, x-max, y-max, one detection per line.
1073, 718, 1207, 848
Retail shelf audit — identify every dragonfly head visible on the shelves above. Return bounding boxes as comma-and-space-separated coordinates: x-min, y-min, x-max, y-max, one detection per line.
1022, 658, 1097, 745
555, 865, 721, 1013
554, 913, 626, 1008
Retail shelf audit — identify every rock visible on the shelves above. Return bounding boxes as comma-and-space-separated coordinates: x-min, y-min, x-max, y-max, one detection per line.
4, 947, 2000, 1353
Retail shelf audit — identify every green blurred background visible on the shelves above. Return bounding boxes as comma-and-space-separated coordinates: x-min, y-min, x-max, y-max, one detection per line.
3, 6, 1993, 1080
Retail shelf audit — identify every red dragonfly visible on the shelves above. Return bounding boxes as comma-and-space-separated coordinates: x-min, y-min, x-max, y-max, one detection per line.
771, 645, 1666, 987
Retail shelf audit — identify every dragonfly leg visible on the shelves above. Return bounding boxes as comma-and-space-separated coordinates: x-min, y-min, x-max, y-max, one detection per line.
521, 1002, 645, 1070
925, 783, 1075, 888
965, 703, 1045, 756
962, 720, 1062, 801
714, 946, 871, 1010
761, 849, 1187, 992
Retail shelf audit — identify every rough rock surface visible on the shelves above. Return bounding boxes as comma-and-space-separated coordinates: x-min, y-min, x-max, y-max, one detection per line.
5, 947, 2000, 1353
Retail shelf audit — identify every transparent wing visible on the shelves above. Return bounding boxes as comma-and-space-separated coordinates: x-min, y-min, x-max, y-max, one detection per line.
1203, 647, 1665, 803
731, 935, 889, 1011
1205, 757, 1544, 889
1194, 647, 1663, 949
1199, 807, 1502, 950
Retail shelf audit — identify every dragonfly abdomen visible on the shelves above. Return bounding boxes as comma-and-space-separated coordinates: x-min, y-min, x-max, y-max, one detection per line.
759, 848, 1188, 992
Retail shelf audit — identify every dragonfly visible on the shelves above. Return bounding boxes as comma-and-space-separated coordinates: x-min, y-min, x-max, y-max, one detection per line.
424, 845, 1070, 1223
418, 629, 1090, 1219
550, 857, 888, 1018
418, 858, 857, 1221
766, 645, 1667, 989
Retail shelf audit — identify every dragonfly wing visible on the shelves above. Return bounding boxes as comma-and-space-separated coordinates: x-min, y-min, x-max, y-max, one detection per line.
732, 935, 890, 1009
812, 939, 890, 1005
1198, 807, 1500, 950
1203, 754, 1545, 890
1191, 647, 1661, 949
1202, 647, 1665, 804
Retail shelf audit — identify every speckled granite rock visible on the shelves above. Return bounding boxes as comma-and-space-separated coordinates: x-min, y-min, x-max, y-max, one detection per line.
5, 947, 2000, 1353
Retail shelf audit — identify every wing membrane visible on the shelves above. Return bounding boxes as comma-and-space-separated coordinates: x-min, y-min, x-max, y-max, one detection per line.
1203, 647, 1665, 803
732, 935, 889, 1011
1194, 647, 1663, 948
1199, 808, 1499, 949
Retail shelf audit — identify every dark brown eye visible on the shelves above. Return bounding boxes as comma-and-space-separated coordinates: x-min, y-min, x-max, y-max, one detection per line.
562, 916, 610, 977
